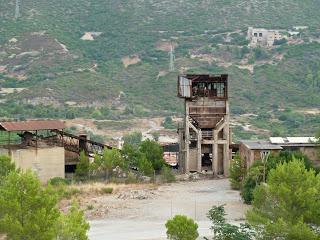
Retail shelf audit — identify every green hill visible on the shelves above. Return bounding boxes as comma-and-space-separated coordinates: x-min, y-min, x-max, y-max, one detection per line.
0, 0, 320, 139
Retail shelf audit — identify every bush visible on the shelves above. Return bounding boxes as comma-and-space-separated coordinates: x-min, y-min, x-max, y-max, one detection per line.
229, 154, 246, 190
100, 187, 113, 194
165, 215, 199, 240
75, 151, 90, 180
138, 157, 154, 177
48, 177, 71, 186
125, 172, 138, 184
160, 166, 175, 183
241, 177, 257, 204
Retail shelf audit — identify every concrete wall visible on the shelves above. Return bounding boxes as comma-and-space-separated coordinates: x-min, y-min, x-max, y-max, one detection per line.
297, 146, 320, 168
0, 146, 65, 183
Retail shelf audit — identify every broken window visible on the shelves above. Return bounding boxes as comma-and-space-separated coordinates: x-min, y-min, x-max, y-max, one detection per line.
254, 33, 258, 37
259, 33, 263, 37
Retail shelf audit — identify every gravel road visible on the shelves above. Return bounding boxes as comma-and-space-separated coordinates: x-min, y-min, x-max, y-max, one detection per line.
89, 179, 249, 240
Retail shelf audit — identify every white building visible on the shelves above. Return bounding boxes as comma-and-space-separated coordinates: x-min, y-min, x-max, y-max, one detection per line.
247, 27, 283, 48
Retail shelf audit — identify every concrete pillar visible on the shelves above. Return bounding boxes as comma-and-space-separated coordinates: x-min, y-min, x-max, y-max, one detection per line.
213, 130, 218, 176
185, 116, 190, 173
197, 129, 202, 172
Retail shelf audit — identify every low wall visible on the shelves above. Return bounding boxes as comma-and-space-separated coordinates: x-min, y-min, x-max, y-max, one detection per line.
0, 146, 65, 183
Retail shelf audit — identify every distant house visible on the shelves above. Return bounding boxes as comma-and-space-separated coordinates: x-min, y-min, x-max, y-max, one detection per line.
247, 27, 284, 47
239, 137, 320, 169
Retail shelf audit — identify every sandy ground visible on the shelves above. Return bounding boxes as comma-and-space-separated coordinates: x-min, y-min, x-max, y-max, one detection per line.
88, 179, 249, 240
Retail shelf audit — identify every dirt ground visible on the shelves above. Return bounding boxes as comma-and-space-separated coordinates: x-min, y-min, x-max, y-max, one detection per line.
88, 179, 249, 240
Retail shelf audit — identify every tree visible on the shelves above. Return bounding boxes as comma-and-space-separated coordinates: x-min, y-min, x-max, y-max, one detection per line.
94, 148, 127, 180
0, 155, 16, 181
207, 205, 254, 240
0, 171, 60, 239
56, 204, 90, 240
140, 139, 165, 171
246, 159, 320, 239
123, 131, 142, 149
229, 154, 246, 190
165, 215, 199, 240
75, 151, 90, 180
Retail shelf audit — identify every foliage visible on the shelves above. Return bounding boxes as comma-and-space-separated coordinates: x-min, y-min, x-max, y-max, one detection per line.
123, 131, 143, 149
246, 159, 320, 239
162, 116, 177, 129
48, 177, 71, 186
56, 204, 90, 240
273, 38, 287, 45
165, 215, 199, 240
93, 148, 127, 180
100, 187, 113, 194
229, 154, 246, 190
160, 166, 176, 183
75, 151, 90, 180
207, 205, 254, 240
138, 156, 155, 177
241, 150, 314, 204
0, 171, 60, 239
140, 139, 165, 172
0, 155, 16, 182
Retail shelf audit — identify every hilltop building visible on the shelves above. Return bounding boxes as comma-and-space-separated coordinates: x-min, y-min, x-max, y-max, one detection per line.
177, 74, 231, 176
247, 27, 283, 47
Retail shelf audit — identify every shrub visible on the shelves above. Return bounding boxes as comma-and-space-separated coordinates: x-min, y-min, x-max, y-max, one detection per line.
125, 172, 138, 184
165, 215, 199, 240
48, 177, 71, 186
160, 166, 175, 183
100, 187, 113, 194
138, 157, 154, 177
241, 177, 257, 204
75, 151, 90, 180
229, 154, 246, 190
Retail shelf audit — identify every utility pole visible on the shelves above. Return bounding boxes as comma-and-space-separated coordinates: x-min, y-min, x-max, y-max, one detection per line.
169, 44, 175, 72
15, 0, 21, 19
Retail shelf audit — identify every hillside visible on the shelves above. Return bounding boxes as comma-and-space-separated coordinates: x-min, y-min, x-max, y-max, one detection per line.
0, 0, 320, 140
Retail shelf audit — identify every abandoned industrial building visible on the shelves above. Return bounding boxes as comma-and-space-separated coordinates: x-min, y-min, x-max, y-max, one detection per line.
239, 137, 320, 169
0, 120, 111, 182
177, 74, 231, 177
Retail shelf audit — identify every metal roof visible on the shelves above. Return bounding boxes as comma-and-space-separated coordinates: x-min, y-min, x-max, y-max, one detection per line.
270, 137, 318, 145
241, 140, 283, 150
0, 120, 65, 132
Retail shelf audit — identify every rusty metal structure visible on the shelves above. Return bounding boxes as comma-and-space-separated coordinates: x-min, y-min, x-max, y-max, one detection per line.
178, 74, 230, 176
0, 120, 111, 156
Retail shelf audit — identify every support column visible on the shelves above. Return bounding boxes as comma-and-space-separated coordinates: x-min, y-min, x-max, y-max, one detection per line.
197, 129, 202, 172
223, 101, 230, 177
185, 116, 190, 173
212, 129, 218, 177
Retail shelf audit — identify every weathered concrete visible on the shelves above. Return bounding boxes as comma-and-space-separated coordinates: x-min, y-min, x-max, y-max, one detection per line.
0, 146, 65, 183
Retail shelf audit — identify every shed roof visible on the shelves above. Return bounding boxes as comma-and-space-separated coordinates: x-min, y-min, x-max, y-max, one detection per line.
241, 140, 283, 150
0, 120, 65, 132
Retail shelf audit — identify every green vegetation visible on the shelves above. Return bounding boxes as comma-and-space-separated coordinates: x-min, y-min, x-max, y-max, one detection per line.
165, 215, 199, 240
247, 160, 320, 239
229, 154, 246, 190
207, 205, 254, 240
0, 159, 89, 239
1, 0, 320, 140
75, 151, 90, 180
162, 116, 177, 129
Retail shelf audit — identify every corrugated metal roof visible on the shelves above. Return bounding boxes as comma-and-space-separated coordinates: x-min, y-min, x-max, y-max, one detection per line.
270, 137, 318, 145
286, 137, 317, 144
241, 140, 283, 150
0, 120, 65, 131
270, 137, 285, 144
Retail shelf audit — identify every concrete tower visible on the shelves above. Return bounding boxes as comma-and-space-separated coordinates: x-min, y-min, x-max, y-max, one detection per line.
178, 74, 231, 177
